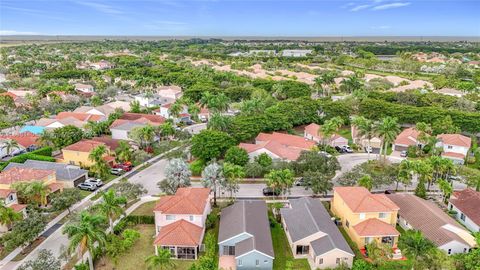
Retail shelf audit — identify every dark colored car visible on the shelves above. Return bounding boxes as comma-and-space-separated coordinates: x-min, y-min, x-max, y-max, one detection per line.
78, 182, 97, 191
262, 187, 280, 196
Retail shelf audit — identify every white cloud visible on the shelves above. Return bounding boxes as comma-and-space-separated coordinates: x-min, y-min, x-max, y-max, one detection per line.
0, 30, 41, 35
372, 2, 411, 10
350, 4, 371, 12
75, 1, 124, 14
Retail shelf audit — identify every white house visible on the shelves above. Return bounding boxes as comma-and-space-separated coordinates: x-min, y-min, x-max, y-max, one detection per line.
74, 83, 95, 93
304, 123, 348, 147
153, 187, 211, 260
388, 194, 476, 255
448, 189, 480, 233
0, 189, 27, 234
282, 49, 313, 57
157, 85, 183, 100
154, 103, 191, 123
435, 134, 471, 164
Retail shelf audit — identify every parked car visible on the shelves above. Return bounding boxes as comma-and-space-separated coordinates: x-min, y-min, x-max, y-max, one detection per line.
262, 187, 280, 196
400, 150, 407, 157
448, 175, 464, 182
78, 182, 97, 191
341, 145, 353, 153
110, 168, 124, 175
114, 162, 133, 172
365, 146, 372, 153
85, 178, 103, 187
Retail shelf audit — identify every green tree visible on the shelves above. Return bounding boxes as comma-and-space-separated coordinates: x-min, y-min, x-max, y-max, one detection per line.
63, 211, 107, 270
97, 189, 127, 229
244, 161, 264, 178
112, 181, 147, 202
50, 189, 82, 215
0, 201, 22, 229
358, 175, 373, 191
438, 178, 453, 203
2, 211, 47, 251
115, 141, 133, 163
352, 116, 375, 159
52, 125, 84, 149
129, 100, 141, 113
88, 145, 109, 179
224, 146, 249, 166
340, 75, 363, 93
12, 181, 50, 206
266, 169, 294, 199
191, 130, 235, 161
302, 171, 334, 195
158, 158, 192, 194
320, 117, 344, 146
398, 230, 436, 269
145, 248, 176, 270
374, 116, 400, 162
254, 153, 272, 168
18, 249, 61, 270
415, 179, 427, 199
2, 139, 20, 156
432, 116, 460, 135
201, 161, 224, 206
129, 125, 155, 149
222, 162, 244, 199
207, 112, 231, 132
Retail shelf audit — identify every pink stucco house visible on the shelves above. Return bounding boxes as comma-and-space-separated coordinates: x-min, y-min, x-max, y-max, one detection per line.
153, 187, 211, 260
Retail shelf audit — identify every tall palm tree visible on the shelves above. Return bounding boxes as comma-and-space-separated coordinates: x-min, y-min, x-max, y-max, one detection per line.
320, 117, 343, 146
89, 145, 109, 179
0, 202, 22, 229
340, 75, 363, 93
2, 139, 19, 156
352, 116, 375, 160
115, 141, 132, 163
168, 102, 183, 119
207, 113, 231, 132
398, 159, 419, 191
438, 179, 453, 203
145, 248, 176, 270
398, 230, 435, 269
374, 117, 400, 162
63, 211, 107, 270
38, 130, 55, 148
97, 189, 126, 229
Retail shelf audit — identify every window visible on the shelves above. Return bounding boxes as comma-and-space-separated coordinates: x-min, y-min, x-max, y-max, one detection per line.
8, 194, 14, 202
296, 245, 309, 255
447, 145, 453, 149
224, 246, 235, 256
460, 213, 466, 221
336, 258, 340, 264
189, 216, 194, 221
264, 260, 268, 264
238, 259, 242, 266
359, 213, 366, 220
449, 204, 453, 210
464, 248, 467, 253
256, 259, 259, 266
166, 215, 175, 221
379, 213, 387, 218
364, 237, 372, 245
448, 249, 452, 255
345, 220, 349, 228
319, 258, 323, 264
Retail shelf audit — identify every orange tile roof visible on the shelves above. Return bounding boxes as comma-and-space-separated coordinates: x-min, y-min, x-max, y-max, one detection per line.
0, 189, 15, 198
394, 127, 420, 146
154, 219, 203, 246
91, 136, 120, 150
48, 183, 63, 193
0, 167, 55, 185
437, 134, 472, 148
10, 204, 27, 212
239, 140, 304, 161
0, 132, 39, 148
353, 218, 399, 237
120, 113, 165, 124
62, 140, 106, 152
256, 132, 316, 149
0, 92, 18, 100
449, 189, 480, 225
154, 187, 210, 215
56, 112, 104, 122
441, 152, 466, 159
334, 187, 399, 213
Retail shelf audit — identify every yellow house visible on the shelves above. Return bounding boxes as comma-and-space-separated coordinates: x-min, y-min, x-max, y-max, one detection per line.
331, 187, 400, 250
60, 139, 114, 168
0, 167, 63, 205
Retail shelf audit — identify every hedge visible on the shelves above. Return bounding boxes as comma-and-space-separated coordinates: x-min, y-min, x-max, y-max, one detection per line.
29, 147, 53, 157
0, 153, 56, 171
359, 98, 480, 133
113, 215, 155, 234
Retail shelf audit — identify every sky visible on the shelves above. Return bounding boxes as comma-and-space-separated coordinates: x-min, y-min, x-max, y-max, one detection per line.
0, 0, 479, 36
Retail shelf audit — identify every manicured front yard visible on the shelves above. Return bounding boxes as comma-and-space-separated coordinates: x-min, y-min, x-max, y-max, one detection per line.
130, 200, 157, 216
268, 210, 310, 270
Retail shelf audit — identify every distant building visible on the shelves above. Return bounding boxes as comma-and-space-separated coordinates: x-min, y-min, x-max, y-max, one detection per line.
435, 134, 471, 164
388, 193, 476, 255
448, 189, 480, 232
74, 83, 95, 93
0, 189, 26, 234
435, 88, 465, 98
392, 127, 421, 152
282, 49, 313, 57
90, 60, 113, 70
304, 123, 348, 147
74, 101, 130, 117
0, 132, 39, 158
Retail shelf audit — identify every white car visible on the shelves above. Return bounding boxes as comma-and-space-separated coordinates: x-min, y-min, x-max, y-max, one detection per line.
85, 178, 104, 187
342, 145, 354, 153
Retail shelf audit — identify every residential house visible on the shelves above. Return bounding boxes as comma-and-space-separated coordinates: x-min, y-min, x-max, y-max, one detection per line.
448, 189, 480, 232
59, 140, 115, 167
304, 123, 348, 147
0, 132, 39, 158
388, 193, 476, 254
33, 112, 105, 131
435, 134, 471, 164
4, 160, 88, 188
154, 103, 191, 123
74, 101, 130, 117
153, 187, 211, 260
157, 85, 183, 100
351, 125, 382, 150
74, 83, 95, 94
331, 187, 401, 256
198, 107, 210, 122
90, 60, 113, 70
134, 93, 173, 108
110, 113, 165, 141
0, 189, 27, 234
392, 127, 421, 152
0, 167, 63, 201
218, 200, 274, 270
0, 91, 27, 107
282, 50, 313, 57
281, 197, 354, 269
239, 132, 316, 161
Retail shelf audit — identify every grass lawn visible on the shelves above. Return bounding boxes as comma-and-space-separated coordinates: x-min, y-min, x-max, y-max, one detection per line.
338, 127, 352, 142
268, 210, 310, 270
130, 200, 157, 216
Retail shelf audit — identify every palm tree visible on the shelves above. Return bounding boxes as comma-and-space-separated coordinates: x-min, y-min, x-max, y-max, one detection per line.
438, 178, 453, 203
63, 211, 107, 270
145, 248, 176, 270
88, 145, 109, 179
38, 130, 55, 147
97, 189, 127, 229
374, 117, 400, 162
115, 141, 132, 163
340, 75, 363, 93
156, 122, 175, 140
398, 159, 418, 191
168, 102, 183, 119
320, 117, 343, 146
352, 116, 375, 160
207, 113, 231, 132
398, 230, 435, 269
187, 104, 200, 121
0, 202, 22, 229
2, 139, 19, 156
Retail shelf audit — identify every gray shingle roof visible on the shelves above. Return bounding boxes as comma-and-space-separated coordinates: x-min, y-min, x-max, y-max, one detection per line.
111, 122, 145, 131
4, 160, 88, 181
280, 197, 354, 256
218, 200, 274, 258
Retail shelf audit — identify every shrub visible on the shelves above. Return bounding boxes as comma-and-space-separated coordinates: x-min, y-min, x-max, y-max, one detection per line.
29, 147, 53, 157
205, 213, 218, 230
189, 159, 206, 176
113, 215, 154, 234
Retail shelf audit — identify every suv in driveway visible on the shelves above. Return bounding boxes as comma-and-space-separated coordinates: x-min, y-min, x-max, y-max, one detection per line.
110, 168, 124, 175
78, 182, 97, 191
262, 187, 280, 196
85, 178, 103, 187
